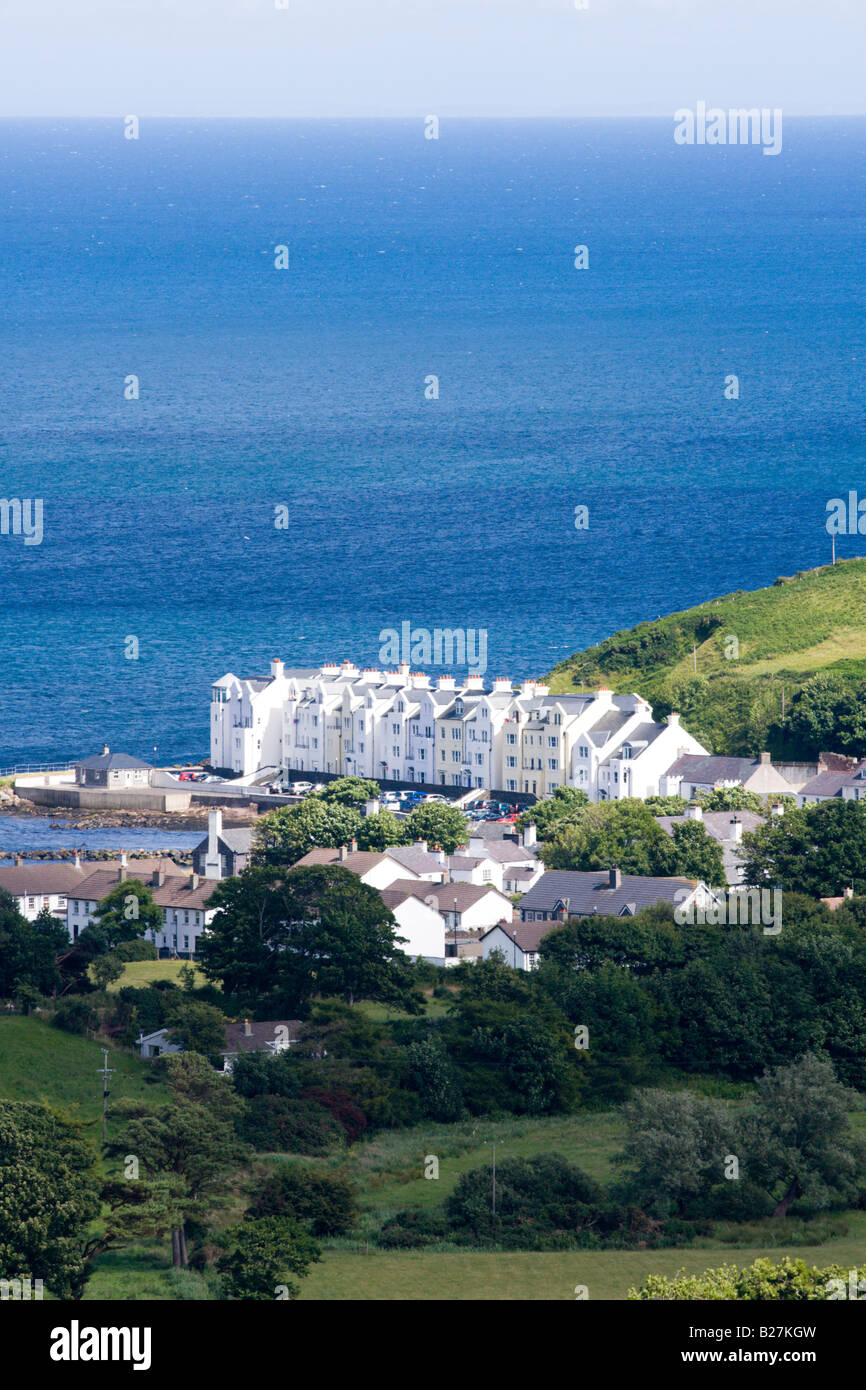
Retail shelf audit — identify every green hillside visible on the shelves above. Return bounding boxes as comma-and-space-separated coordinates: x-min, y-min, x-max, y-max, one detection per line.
546, 558, 866, 758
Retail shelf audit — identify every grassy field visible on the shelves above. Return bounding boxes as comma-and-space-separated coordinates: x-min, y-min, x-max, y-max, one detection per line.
298, 1235, 866, 1301
107, 959, 210, 991
0, 1015, 167, 1129
545, 556, 866, 755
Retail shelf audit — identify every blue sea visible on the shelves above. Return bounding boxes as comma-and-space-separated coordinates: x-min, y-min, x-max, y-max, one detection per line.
0, 117, 864, 766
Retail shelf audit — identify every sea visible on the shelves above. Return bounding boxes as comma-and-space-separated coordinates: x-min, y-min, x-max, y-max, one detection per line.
0, 117, 864, 768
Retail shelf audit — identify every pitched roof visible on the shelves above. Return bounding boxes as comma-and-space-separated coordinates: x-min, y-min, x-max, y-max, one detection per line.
385, 879, 511, 912
0, 862, 105, 897
482, 920, 559, 953
293, 847, 413, 878
66, 859, 188, 901
664, 753, 760, 783
518, 869, 701, 917
798, 771, 857, 797
385, 845, 446, 875
75, 752, 153, 771
223, 1020, 304, 1053
151, 878, 217, 910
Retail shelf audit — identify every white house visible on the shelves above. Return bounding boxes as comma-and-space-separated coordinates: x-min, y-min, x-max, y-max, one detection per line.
379, 883, 447, 963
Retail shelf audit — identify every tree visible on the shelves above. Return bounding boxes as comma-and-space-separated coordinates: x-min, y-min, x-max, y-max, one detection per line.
217, 1217, 320, 1300
668, 818, 727, 885
315, 777, 380, 807
405, 1034, 464, 1121
741, 800, 866, 896
163, 996, 228, 1059
248, 1164, 359, 1236
787, 674, 866, 757
402, 802, 470, 854
741, 1054, 865, 1217
540, 799, 678, 875
91, 954, 125, 990
110, 1054, 245, 1267
0, 893, 68, 998
0, 1101, 101, 1299
614, 1088, 735, 1217
516, 786, 589, 841
695, 786, 775, 813
200, 864, 420, 1011
79, 879, 162, 956
355, 809, 406, 851
444, 1154, 606, 1248
630, 1256, 866, 1301
252, 801, 363, 868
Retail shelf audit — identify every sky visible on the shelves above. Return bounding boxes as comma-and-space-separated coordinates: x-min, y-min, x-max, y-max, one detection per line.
0, 0, 862, 119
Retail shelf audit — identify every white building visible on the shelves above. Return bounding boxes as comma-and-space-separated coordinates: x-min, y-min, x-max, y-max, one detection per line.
211, 658, 709, 800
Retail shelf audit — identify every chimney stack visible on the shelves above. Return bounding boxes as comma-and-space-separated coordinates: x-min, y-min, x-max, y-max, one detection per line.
243, 1018, 252, 1037
102, 744, 110, 756
338, 844, 348, 861
686, 804, 703, 821
522, 822, 537, 848
760, 751, 771, 765
729, 817, 743, 843
608, 867, 622, 889
349, 838, 358, 854
771, 802, 784, 817
189, 872, 199, 890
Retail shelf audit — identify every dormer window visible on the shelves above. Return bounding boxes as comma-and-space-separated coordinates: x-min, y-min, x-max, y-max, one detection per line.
621, 744, 632, 760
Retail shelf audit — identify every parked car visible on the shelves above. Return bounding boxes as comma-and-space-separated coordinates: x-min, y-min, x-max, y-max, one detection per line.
289, 781, 314, 793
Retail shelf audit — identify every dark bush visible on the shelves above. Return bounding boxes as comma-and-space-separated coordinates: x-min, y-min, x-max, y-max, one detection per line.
249, 1164, 359, 1236
237, 1096, 343, 1155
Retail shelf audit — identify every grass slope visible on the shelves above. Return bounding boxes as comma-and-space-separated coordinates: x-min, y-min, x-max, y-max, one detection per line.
545, 558, 866, 756
0, 1015, 167, 1131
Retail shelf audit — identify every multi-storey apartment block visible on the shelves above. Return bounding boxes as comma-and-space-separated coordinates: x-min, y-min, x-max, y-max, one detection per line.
210, 660, 708, 802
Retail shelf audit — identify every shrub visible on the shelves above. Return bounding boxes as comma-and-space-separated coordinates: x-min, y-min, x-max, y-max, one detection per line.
248, 1164, 359, 1236
114, 939, 158, 962
629, 1257, 866, 1300
52, 998, 98, 1035
237, 1096, 343, 1155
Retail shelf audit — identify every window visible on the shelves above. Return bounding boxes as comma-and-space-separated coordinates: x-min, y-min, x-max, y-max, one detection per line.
548, 758, 557, 769
392, 723, 399, 734
507, 733, 516, 745
344, 717, 350, 728
507, 779, 516, 791
621, 744, 632, 760
481, 730, 488, 743
580, 744, 588, 757
419, 748, 425, 760
425, 726, 432, 738
507, 756, 516, 768
452, 751, 460, 762
452, 728, 460, 740
359, 719, 365, 732
360, 741, 365, 753
548, 736, 558, 748
441, 750, 446, 761
476, 754, 483, 766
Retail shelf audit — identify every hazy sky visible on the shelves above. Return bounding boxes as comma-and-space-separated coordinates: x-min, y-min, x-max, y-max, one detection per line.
0, 0, 862, 118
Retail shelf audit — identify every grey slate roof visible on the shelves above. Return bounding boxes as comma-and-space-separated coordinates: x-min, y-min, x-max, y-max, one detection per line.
75, 752, 153, 771
664, 753, 759, 783
798, 771, 857, 798
519, 870, 700, 918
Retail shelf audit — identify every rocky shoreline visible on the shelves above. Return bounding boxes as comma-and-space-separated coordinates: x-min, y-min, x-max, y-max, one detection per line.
0, 786, 257, 832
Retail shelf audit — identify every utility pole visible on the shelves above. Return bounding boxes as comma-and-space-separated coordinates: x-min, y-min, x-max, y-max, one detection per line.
832, 534, 836, 566
484, 1141, 501, 1218
98, 1048, 115, 1146
693, 643, 697, 673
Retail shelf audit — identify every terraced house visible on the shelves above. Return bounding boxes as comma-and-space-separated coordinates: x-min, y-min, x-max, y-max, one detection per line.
211, 660, 709, 800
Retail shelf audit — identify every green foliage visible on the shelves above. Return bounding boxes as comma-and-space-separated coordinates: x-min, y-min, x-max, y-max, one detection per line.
248, 1163, 359, 1236
217, 1216, 320, 1300
614, 1089, 736, 1217
315, 777, 381, 807
237, 1096, 344, 1154
0, 891, 68, 998
84, 879, 163, 954
91, 954, 125, 990
538, 798, 724, 881
201, 865, 420, 1012
252, 800, 363, 868
163, 996, 228, 1059
629, 1257, 866, 1300
741, 1053, 865, 1216
52, 998, 98, 1035
114, 938, 159, 962
0, 1100, 101, 1299
405, 1034, 464, 1122
355, 809, 406, 851
402, 802, 470, 854
516, 786, 590, 840
741, 799, 866, 896
444, 1154, 609, 1250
